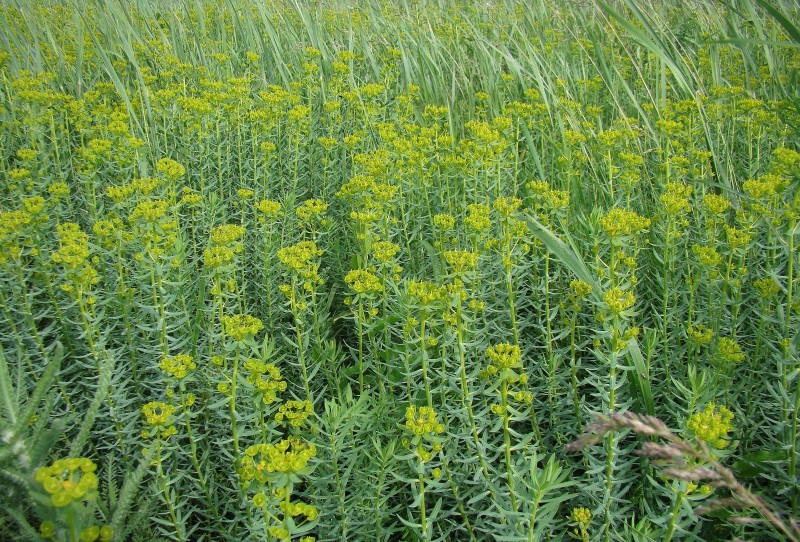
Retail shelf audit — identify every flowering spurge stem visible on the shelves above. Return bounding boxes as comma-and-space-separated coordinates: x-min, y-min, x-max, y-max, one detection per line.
485, 343, 534, 515
240, 438, 318, 542
501, 377, 518, 514
222, 314, 265, 468
568, 280, 592, 433
141, 402, 185, 541
402, 406, 446, 542
446, 266, 493, 486
160, 354, 218, 519
785, 209, 799, 506
344, 268, 383, 395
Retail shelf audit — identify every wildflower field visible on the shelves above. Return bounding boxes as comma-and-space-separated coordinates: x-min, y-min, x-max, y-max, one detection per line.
1, 0, 799, 540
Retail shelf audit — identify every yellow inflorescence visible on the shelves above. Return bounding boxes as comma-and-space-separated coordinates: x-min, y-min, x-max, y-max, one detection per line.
687, 403, 734, 449
275, 400, 314, 428
240, 438, 317, 482
34, 457, 99, 507
222, 314, 265, 342
600, 208, 651, 238
485, 342, 522, 371
344, 269, 383, 296
160, 354, 196, 379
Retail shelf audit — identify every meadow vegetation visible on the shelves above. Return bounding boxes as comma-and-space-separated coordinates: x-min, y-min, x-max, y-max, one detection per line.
1, 0, 799, 540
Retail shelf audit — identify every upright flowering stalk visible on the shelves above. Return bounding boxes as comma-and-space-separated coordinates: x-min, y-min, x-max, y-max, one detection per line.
159, 353, 216, 514
595, 207, 650, 540
568, 280, 592, 433
661, 404, 734, 542
658, 182, 692, 381
405, 280, 447, 408
221, 313, 265, 465
344, 268, 383, 395
240, 438, 318, 542
483, 343, 533, 513
140, 400, 185, 540
401, 406, 446, 542
277, 240, 323, 402
492, 197, 529, 346
256, 199, 283, 332
34, 457, 113, 542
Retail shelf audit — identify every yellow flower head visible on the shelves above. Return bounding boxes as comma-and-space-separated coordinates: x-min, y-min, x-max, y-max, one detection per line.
34, 457, 98, 507
687, 403, 734, 449
345, 269, 383, 296
600, 208, 651, 238
160, 354, 196, 379
222, 314, 264, 342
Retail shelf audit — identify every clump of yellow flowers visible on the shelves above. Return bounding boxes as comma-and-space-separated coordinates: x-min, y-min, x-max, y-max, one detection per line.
569, 507, 591, 542
687, 403, 735, 449
403, 405, 446, 463
35, 458, 98, 507
222, 314, 265, 342
159, 354, 196, 379
141, 401, 177, 440
344, 268, 383, 296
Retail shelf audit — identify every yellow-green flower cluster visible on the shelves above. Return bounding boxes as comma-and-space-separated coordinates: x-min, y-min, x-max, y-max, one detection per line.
51, 223, 90, 270
345, 268, 383, 296
527, 180, 569, 214
703, 193, 730, 215
296, 198, 328, 225
275, 400, 314, 428
725, 226, 751, 249
600, 208, 651, 238
277, 240, 323, 284
237, 188, 255, 200
603, 287, 635, 315
141, 401, 175, 426
160, 354, 196, 379
493, 197, 523, 218
570, 507, 591, 541
570, 280, 593, 299
465, 203, 491, 232
443, 250, 478, 274
687, 403, 734, 449
371, 240, 400, 264
687, 324, 714, 345
51, 223, 100, 295
692, 245, 721, 268
753, 277, 780, 298
716, 337, 745, 364
659, 182, 693, 215
240, 438, 317, 482
483, 343, 532, 408
210, 223, 246, 246
404, 405, 445, 436
35, 458, 99, 507
129, 200, 170, 224
485, 342, 522, 371
155, 157, 186, 180
40, 521, 112, 542
204, 224, 245, 269
256, 199, 282, 222
433, 213, 456, 230
244, 359, 287, 404
407, 280, 447, 306
278, 500, 318, 522
204, 245, 236, 269
571, 507, 591, 528
403, 406, 445, 462
48, 182, 71, 199
222, 314, 264, 342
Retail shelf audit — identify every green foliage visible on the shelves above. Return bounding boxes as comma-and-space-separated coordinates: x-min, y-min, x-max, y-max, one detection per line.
1, 0, 799, 540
